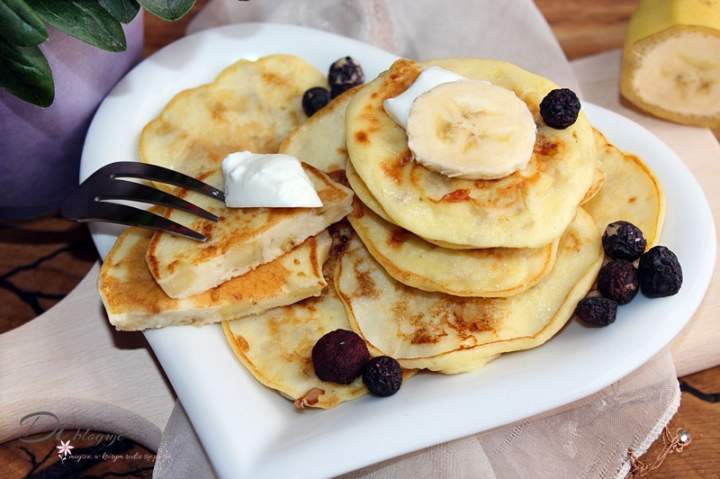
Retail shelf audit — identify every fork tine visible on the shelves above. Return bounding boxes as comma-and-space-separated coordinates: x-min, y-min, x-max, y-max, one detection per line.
100, 162, 225, 202
98, 179, 219, 222
74, 202, 207, 241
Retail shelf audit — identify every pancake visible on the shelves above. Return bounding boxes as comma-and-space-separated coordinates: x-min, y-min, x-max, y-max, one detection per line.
140, 54, 326, 183
223, 283, 366, 409
348, 153, 489, 251
146, 165, 353, 298
581, 168, 606, 205
223, 225, 413, 409
346, 161, 391, 221
99, 229, 330, 331
279, 86, 360, 173
348, 199, 558, 297
348, 160, 600, 250
584, 129, 665, 247
345, 58, 596, 248
335, 208, 603, 374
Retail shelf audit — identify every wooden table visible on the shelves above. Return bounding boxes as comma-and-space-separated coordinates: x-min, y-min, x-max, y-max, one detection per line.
1, 1, 718, 478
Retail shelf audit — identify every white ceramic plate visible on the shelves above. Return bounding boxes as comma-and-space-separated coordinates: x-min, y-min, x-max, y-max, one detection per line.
81, 23, 716, 478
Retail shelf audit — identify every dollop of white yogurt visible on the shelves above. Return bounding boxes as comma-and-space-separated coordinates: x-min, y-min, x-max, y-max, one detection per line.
222, 152, 323, 208
383, 66, 466, 128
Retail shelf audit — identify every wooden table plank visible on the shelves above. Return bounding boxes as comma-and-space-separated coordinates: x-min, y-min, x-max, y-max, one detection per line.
536, 0, 640, 59
639, 369, 720, 478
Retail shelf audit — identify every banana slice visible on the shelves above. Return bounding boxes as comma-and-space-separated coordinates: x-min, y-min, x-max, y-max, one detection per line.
621, 0, 720, 128
406, 80, 536, 180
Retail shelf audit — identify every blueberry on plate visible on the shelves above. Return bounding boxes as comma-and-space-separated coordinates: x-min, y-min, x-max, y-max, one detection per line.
602, 221, 647, 261
638, 246, 683, 298
575, 296, 618, 327
328, 56, 364, 98
302, 86, 331, 117
362, 356, 403, 397
597, 260, 639, 305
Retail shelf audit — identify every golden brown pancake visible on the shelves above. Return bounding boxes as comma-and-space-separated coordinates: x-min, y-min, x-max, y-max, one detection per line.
279, 86, 360, 173
345, 58, 596, 248
335, 209, 603, 373
99, 230, 330, 331
584, 129, 665, 247
347, 199, 558, 297
140, 54, 326, 183
146, 165, 353, 298
223, 224, 413, 409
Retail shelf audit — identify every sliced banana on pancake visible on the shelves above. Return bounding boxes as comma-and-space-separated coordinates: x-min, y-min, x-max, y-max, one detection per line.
140, 54, 326, 182
346, 58, 596, 249
335, 208, 603, 374
279, 86, 360, 173
584, 129, 665, 247
348, 199, 558, 297
406, 80, 537, 180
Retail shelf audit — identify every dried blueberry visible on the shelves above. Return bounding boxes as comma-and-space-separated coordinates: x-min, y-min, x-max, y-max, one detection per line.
638, 246, 683, 298
312, 329, 369, 384
302, 87, 331, 117
597, 260, 639, 305
602, 221, 647, 261
575, 296, 618, 327
328, 56, 364, 98
540, 88, 581, 129
362, 356, 403, 397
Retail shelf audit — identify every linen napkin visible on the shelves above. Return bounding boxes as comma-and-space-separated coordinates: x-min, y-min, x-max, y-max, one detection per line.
153, 1, 681, 477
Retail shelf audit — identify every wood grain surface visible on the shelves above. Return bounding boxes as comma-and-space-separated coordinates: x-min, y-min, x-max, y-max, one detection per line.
1, 1, 718, 478
536, 0, 640, 59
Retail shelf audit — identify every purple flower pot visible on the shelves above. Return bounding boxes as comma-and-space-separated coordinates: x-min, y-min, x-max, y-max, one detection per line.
0, 15, 144, 219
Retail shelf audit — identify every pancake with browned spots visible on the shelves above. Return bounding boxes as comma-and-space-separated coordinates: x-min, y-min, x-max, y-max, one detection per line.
279, 86, 360, 173
581, 167, 605, 205
348, 158, 602, 249
222, 225, 414, 409
584, 129, 665, 247
345, 58, 596, 249
348, 199, 559, 297
140, 55, 326, 182
335, 208, 603, 373
223, 281, 365, 409
146, 165, 353, 298
99, 230, 330, 331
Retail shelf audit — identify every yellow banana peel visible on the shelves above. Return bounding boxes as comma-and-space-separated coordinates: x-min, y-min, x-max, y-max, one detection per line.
621, 0, 720, 128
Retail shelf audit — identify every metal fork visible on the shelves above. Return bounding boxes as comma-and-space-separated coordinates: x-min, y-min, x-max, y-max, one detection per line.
61, 162, 225, 241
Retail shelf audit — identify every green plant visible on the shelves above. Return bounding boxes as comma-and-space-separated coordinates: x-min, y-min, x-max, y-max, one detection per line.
0, 0, 196, 107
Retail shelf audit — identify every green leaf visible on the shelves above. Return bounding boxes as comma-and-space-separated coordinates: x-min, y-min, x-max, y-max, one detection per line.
0, 0, 49, 46
137, 0, 195, 21
99, 0, 140, 24
0, 38, 54, 107
32, 0, 127, 52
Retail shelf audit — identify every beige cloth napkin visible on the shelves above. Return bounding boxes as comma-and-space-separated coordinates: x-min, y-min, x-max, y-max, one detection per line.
152, 1, 681, 477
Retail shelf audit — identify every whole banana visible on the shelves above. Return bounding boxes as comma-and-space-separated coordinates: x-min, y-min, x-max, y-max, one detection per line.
621, 0, 720, 128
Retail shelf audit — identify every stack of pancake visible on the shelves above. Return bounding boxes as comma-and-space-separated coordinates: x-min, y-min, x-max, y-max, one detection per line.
99, 55, 664, 409
99, 55, 353, 331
